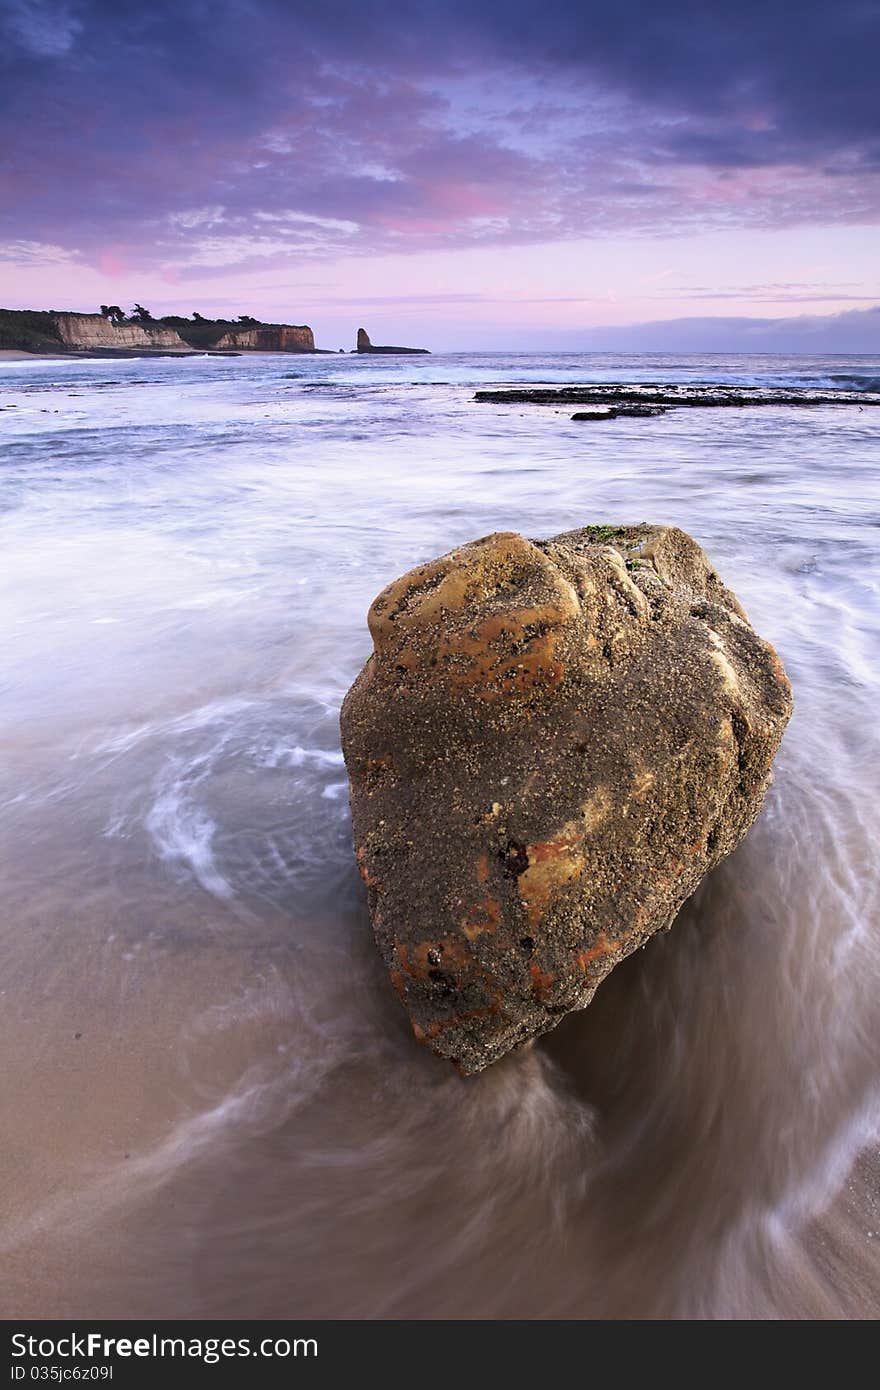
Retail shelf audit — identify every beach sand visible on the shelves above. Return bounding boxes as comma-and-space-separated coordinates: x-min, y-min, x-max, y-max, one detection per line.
0, 349, 70, 360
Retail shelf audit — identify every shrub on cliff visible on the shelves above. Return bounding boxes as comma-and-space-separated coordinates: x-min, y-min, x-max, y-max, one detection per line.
160, 315, 262, 348
0, 309, 63, 352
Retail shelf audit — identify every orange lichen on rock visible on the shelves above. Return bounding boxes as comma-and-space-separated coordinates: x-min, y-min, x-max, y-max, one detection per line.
461, 895, 501, 940
355, 845, 379, 888
367, 532, 579, 643
394, 934, 507, 1046
365, 531, 581, 702
575, 934, 614, 970
529, 962, 556, 999
432, 603, 568, 701
413, 1003, 503, 1043
518, 820, 586, 927
517, 792, 609, 928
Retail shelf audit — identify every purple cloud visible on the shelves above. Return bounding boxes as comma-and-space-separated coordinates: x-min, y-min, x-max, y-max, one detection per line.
1, 1, 878, 277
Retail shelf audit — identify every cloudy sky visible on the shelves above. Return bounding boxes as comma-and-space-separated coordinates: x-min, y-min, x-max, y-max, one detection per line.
2, 0, 879, 349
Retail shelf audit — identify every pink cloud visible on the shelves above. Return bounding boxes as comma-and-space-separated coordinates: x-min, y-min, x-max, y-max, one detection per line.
95, 244, 133, 277
424, 180, 508, 217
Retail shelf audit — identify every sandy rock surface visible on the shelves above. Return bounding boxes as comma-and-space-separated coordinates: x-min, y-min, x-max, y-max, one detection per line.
341, 524, 793, 1073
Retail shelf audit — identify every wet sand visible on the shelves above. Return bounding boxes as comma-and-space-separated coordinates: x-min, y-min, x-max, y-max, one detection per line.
0, 349, 70, 360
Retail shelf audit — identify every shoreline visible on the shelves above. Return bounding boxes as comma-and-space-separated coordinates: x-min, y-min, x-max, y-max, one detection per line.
0, 347, 239, 361
0, 348, 71, 360
0, 348, 350, 362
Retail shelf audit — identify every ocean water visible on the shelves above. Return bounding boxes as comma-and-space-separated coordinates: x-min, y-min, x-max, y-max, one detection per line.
0, 350, 878, 1319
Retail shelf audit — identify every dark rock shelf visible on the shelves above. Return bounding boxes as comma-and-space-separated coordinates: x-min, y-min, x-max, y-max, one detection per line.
572, 404, 667, 420
475, 384, 880, 408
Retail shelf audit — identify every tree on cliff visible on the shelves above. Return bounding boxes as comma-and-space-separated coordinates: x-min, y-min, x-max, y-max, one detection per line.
100, 304, 126, 324
192, 311, 205, 321
237, 314, 260, 326
131, 303, 153, 322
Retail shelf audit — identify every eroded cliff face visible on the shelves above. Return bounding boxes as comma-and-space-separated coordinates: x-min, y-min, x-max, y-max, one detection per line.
211, 324, 315, 352
53, 314, 188, 351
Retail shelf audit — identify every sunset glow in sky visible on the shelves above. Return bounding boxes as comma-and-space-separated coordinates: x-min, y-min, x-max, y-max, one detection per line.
3, 1, 879, 350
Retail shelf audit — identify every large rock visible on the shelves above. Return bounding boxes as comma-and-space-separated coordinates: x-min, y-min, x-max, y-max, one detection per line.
340, 525, 792, 1074
356, 327, 429, 354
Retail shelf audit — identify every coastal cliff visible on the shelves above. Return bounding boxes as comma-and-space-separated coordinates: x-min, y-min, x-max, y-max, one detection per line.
0, 308, 191, 354
356, 327, 429, 355
0, 308, 318, 355
54, 313, 188, 351
210, 323, 314, 352
1, 307, 429, 357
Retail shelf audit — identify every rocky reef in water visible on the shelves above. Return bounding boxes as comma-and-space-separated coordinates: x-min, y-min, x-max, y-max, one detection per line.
476, 384, 880, 409
355, 327, 429, 354
571, 405, 666, 420
341, 524, 793, 1074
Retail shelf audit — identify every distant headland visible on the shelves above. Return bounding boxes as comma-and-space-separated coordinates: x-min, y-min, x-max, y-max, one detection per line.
0, 306, 429, 357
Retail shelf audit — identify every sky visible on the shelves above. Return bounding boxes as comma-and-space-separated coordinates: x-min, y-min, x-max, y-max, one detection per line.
2, 0, 879, 351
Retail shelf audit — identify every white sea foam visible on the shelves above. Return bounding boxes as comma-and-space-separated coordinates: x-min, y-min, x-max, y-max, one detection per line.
145, 758, 233, 900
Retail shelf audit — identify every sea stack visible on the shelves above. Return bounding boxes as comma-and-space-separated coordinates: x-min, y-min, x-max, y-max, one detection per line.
340, 524, 793, 1074
356, 327, 430, 354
